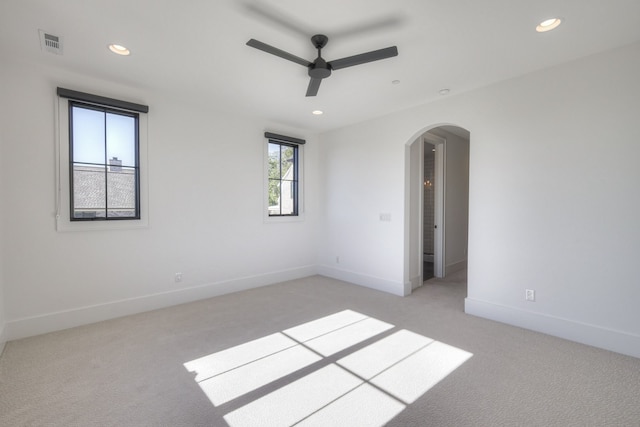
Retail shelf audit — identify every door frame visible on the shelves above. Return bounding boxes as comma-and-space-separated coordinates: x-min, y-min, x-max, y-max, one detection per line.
423, 133, 446, 278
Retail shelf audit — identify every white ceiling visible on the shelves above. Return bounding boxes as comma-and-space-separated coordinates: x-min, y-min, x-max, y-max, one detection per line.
2, 0, 640, 133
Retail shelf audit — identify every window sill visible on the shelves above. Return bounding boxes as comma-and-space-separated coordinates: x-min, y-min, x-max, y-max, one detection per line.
55, 216, 149, 232
263, 214, 305, 224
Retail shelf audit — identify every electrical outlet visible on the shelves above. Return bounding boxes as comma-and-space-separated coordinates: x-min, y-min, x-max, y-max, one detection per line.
336, 256, 340, 264
525, 289, 535, 302
175, 272, 183, 283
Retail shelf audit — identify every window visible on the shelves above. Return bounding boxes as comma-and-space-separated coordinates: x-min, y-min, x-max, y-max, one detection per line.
55, 88, 149, 231
69, 102, 140, 220
265, 132, 305, 218
268, 142, 298, 216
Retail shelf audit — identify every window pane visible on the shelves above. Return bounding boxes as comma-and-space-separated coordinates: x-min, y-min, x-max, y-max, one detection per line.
107, 166, 137, 218
106, 113, 136, 167
268, 143, 281, 179
281, 146, 294, 180
267, 141, 298, 217
72, 106, 105, 164
280, 179, 295, 215
268, 180, 281, 216
73, 164, 106, 218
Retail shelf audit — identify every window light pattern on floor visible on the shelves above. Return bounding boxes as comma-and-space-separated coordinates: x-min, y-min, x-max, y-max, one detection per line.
184, 310, 472, 426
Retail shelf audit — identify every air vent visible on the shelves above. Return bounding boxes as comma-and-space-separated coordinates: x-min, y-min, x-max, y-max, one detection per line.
39, 30, 63, 55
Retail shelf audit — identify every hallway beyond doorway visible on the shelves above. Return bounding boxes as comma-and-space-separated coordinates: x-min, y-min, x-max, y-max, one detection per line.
423, 259, 434, 281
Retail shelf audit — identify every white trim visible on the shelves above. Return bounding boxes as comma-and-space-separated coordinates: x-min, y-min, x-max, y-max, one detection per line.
263, 138, 305, 223
410, 274, 422, 290
55, 96, 150, 232
5, 265, 316, 341
424, 133, 446, 278
0, 323, 6, 357
417, 139, 424, 284
317, 265, 407, 297
445, 260, 467, 275
465, 298, 640, 359
402, 142, 414, 292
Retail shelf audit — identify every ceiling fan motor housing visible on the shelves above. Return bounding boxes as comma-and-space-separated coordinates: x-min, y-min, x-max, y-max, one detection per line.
309, 58, 332, 78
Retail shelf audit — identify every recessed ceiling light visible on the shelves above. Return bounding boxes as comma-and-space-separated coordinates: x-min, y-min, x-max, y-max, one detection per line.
536, 18, 562, 32
312, 110, 323, 115
392, 80, 401, 85
439, 88, 450, 95
108, 44, 130, 56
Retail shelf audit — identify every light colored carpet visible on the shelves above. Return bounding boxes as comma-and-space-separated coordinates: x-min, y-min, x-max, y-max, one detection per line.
1, 272, 639, 426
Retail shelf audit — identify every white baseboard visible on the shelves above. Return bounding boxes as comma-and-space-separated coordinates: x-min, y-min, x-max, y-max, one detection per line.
5, 265, 317, 342
465, 297, 640, 359
0, 323, 6, 358
410, 274, 422, 290
317, 265, 407, 296
446, 259, 467, 275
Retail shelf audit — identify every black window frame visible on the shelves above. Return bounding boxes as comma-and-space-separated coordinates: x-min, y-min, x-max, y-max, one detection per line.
267, 136, 301, 217
68, 101, 141, 221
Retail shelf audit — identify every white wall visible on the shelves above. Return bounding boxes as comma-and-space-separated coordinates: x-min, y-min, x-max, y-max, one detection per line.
0, 247, 4, 355
0, 59, 320, 340
319, 42, 640, 358
0, 131, 5, 354
0, 61, 7, 354
317, 122, 408, 295
0, 264, 4, 356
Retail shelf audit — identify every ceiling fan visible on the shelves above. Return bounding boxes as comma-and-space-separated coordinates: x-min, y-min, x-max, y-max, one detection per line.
246, 34, 398, 97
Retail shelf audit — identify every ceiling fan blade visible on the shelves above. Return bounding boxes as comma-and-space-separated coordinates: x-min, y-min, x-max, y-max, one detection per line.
306, 78, 322, 97
246, 39, 312, 67
328, 46, 398, 70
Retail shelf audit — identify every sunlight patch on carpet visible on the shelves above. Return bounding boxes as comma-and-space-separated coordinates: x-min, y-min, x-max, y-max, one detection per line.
370, 340, 472, 404
197, 343, 321, 405
299, 317, 394, 357
224, 364, 362, 426
337, 329, 435, 379
296, 382, 405, 427
184, 333, 298, 382
184, 310, 472, 426
283, 309, 368, 342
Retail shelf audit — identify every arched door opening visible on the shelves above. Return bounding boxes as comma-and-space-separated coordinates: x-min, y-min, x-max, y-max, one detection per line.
404, 125, 470, 293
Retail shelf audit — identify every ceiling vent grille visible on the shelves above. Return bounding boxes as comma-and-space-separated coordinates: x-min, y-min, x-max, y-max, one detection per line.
39, 30, 63, 55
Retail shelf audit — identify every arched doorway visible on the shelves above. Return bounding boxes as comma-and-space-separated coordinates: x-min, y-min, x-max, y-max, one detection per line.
404, 125, 470, 293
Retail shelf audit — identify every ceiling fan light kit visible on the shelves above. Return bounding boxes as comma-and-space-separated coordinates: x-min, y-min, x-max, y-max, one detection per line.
246, 34, 398, 97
